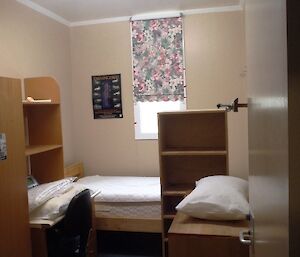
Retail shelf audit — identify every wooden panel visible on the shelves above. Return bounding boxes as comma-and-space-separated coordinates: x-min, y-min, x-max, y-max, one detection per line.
159, 111, 227, 150
24, 77, 60, 103
168, 213, 249, 257
64, 162, 84, 178
30, 148, 64, 183
87, 198, 97, 257
95, 216, 162, 233
31, 228, 48, 257
287, 1, 300, 256
169, 234, 248, 257
24, 104, 62, 145
0, 77, 32, 257
162, 155, 227, 187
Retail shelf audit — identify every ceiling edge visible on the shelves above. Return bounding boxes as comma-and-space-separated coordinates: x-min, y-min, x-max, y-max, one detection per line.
182, 4, 242, 16
70, 15, 131, 27
71, 5, 242, 27
16, 0, 70, 26
16, 0, 243, 28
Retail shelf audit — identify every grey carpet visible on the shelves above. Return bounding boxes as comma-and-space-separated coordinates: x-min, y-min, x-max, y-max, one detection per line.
99, 254, 161, 257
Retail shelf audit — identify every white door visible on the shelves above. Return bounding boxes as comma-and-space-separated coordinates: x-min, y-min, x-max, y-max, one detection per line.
245, 0, 289, 256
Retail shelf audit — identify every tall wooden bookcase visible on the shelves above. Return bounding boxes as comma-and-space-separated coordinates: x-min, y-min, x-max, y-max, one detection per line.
0, 77, 32, 257
158, 110, 228, 257
23, 77, 64, 183
0, 76, 64, 257
23, 77, 65, 257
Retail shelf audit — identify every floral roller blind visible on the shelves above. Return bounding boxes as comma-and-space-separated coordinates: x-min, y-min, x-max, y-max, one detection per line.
131, 17, 185, 102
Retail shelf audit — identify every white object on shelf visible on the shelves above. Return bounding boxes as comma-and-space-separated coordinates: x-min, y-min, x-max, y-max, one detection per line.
23, 96, 52, 103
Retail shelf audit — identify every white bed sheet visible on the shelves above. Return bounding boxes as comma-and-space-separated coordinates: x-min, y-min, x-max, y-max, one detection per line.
76, 175, 161, 202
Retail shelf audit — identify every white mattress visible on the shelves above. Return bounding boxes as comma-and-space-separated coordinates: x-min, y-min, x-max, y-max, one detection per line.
94, 201, 161, 219
76, 175, 161, 203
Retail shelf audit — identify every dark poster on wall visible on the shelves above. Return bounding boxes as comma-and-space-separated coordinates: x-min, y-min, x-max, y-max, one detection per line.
92, 74, 123, 119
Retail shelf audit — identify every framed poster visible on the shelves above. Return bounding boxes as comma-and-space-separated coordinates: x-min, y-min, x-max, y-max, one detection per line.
0, 133, 7, 161
92, 74, 123, 119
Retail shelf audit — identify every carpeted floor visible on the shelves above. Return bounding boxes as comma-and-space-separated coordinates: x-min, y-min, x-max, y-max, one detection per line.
97, 231, 162, 257
100, 254, 160, 257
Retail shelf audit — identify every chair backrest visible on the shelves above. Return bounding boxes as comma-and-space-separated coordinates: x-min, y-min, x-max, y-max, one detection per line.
63, 189, 92, 237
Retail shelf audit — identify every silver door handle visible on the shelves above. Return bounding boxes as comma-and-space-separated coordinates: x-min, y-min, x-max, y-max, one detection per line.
239, 230, 252, 245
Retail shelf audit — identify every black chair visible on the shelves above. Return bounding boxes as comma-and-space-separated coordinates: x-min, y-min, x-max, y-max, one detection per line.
47, 189, 92, 257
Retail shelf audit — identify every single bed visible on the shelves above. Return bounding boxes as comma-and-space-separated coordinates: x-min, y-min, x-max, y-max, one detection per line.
64, 162, 162, 233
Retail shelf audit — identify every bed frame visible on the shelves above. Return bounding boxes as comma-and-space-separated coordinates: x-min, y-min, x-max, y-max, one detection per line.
64, 162, 162, 233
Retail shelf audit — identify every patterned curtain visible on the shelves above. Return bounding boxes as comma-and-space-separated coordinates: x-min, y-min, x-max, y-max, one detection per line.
131, 17, 185, 102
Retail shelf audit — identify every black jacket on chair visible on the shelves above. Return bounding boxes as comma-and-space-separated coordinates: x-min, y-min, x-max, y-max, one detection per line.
47, 189, 92, 257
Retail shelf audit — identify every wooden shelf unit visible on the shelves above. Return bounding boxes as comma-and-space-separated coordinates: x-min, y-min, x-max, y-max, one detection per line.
158, 110, 228, 257
23, 77, 64, 184
23, 77, 65, 257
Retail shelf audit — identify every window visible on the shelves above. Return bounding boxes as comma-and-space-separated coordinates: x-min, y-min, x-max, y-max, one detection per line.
131, 16, 186, 139
134, 100, 186, 139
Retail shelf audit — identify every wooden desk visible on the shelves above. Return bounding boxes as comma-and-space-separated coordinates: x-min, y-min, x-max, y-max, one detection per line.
168, 213, 249, 257
30, 215, 65, 257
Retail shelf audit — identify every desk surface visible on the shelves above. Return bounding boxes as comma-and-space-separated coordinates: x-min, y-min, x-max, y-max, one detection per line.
169, 212, 249, 237
29, 215, 64, 229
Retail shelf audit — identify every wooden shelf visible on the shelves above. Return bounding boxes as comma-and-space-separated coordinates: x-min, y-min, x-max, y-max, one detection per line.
25, 145, 62, 156
161, 150, 227, 156
159, 109, 225, 115
163, 185, 192, 196
163, 191, 188, 196
163, 214, 176, 219
23, 102, 59, 106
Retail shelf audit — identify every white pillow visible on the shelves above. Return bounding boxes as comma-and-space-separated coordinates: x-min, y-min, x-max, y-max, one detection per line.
176, 175, 249, 220
28, 177, 76, 212
30, 184, 87, 220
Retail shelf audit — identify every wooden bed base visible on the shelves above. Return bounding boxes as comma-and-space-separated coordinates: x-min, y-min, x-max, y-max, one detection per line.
65, 162, 162, 234
95, 216, 162, 233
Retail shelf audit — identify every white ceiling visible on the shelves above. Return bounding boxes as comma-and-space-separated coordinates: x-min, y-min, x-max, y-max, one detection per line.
17, 0, 242, 26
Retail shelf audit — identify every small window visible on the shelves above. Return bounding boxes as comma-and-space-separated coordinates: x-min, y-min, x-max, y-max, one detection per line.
134, 101, 186, 139
131, 16, 186, 140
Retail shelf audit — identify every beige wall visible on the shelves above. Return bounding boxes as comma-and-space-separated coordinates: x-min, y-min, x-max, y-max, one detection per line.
71, 22, 158, 176
0, 0, 75, 164
0, 2, 248, 178
185, 12, 248, 179
71, 11, 249, 179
